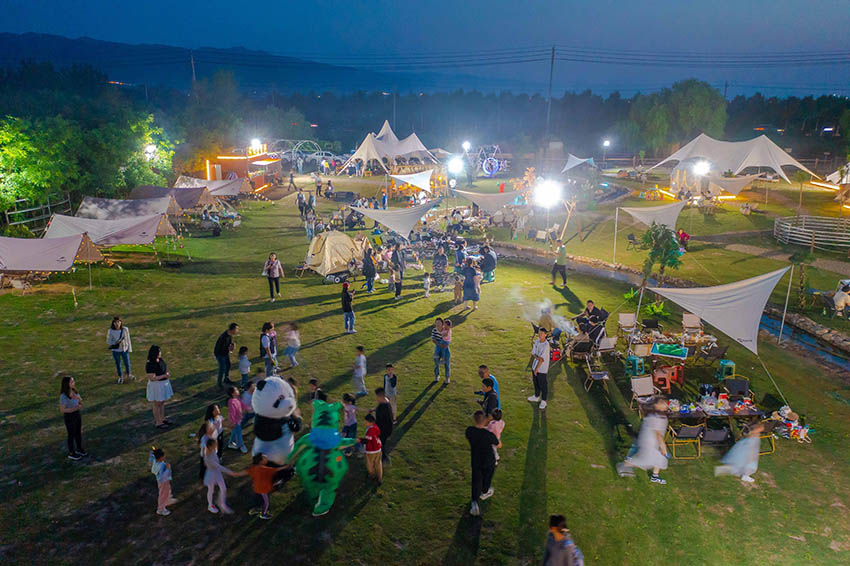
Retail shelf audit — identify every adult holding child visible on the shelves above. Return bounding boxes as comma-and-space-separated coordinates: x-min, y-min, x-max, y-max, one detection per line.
106, 316, 133, 384
59, 376, 87, 460
263, 253, 284, 303
146, 345, 174, 429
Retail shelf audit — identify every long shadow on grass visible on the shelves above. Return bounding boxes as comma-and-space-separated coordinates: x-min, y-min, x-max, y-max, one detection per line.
400, 300, 456, 327
553, 284, 584, 314
387, 382, 447, 453
442, 512, 484, 565
516, 408, 548, 560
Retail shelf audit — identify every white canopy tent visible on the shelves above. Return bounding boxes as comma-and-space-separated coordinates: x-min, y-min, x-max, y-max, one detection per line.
352, 200, 441, 240
390, 170, 435, 193
76, 196, 180, 219
650, 133, 816, 184
613, 201, 686, 264
376, 120, 399, 145
452, 188, 525, 214
339, 122, 436, 174
561, 154, 595, 173
44, 214, 176, 247
0, 233, 103, 275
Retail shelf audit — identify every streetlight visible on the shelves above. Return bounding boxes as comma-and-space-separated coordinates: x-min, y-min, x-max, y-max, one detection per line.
144, 144, 157, 161
602, 139, 611, 170
448, 157, 464, 176
534, 179, 563, 232
462, 140, 471, 153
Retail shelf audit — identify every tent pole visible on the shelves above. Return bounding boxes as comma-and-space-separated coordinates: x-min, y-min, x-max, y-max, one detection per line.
88, 263, 92, 290
777, 264, 794, 345
612, 207, 619, 264
757, 356, 789, 407
628, 285, 646, 354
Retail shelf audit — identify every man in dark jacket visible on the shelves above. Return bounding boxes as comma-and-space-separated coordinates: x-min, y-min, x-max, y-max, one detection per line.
480, 245, 497, 282
465, 411, 498, 516
478, 378, 499, 416
213, 322, 239, 388
374, 387, 394, 463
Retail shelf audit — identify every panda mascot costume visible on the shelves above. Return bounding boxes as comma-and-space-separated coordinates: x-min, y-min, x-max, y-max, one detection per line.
252, 376, 301, 469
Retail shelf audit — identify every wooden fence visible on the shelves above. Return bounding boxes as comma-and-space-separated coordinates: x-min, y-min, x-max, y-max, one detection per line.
3, 194, 73, 234
774, 215, 850, 252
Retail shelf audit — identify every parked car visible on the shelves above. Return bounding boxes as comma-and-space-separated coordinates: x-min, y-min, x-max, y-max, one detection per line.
307, 150, 342, 164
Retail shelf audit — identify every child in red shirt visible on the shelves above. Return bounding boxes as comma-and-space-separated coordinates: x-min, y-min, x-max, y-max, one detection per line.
235, 453, 280, 519
361, 414, 383, 483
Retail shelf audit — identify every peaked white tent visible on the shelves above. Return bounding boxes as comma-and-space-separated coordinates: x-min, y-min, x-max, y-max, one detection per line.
376, 120, 399, 145
339, 122, 436, 174
0, 233, 103, 274
648, 267, 790, 355
44, 214, 176, 246
561, 154, 595, 173
391, 170, 435, 193
76, 196, 180, 219
650, 133, 816, 184
706, 174, 762, 196
452, 188, 525, 214
613, 201, 686, 264
342, 134, 391, 173
352, 200, 440, 240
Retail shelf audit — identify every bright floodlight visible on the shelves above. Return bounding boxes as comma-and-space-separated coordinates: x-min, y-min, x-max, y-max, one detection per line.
534, 179, 563, 209
144, 144, 157, 161
693, 160, 711, 177
462, 140, 471, 152
448, 157, 464, 175
602, 139, 611, 148
250, 138, 262, 151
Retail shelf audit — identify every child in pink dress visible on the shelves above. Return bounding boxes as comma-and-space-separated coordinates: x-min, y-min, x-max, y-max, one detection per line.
486, 409, 505, 464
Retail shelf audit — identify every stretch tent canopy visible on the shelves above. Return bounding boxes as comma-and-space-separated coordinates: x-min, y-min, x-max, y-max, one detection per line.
650, 133, 816, 184
174, 175, 250, 196
76, 196, 180, 219
706, 174, 762, 196
352, 200, 440, 240
0, 233, 103, 273
649, 267, 790, 355
390, 170, 435, 193
561, 154, 595, 173
44, 214, 175, 246
827, 164, 850, 185
129, 186, 216, 209
613, 201, 686, 264
339, 121, 436, 174
452, 188, 525, 214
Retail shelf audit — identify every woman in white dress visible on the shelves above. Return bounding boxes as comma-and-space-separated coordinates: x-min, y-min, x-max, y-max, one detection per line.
145, 345, 174, 429
715, 422, 764, 483
621, 398, 669, 485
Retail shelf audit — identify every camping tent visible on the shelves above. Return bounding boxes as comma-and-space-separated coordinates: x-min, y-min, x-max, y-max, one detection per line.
650, 133, 816, 184
352, 200, 440, 240
44, 214, 176, 246
306, 231, 371, 277
129, 186, 216, 209
648, 267, 790, 355
613, 201, 686, 264
76, 196, 180, 219
391, 170, 435, 193
174, 175, 250, 196
0, 233, 103, 274
561, 154, 595, 173
451, 188, 525, 214
376, 120, 399, 145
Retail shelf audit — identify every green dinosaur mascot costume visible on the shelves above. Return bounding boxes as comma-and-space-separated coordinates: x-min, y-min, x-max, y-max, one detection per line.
286, 399, 356, 517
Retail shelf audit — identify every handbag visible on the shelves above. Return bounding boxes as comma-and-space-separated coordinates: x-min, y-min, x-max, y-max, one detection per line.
108, 328, 124, 350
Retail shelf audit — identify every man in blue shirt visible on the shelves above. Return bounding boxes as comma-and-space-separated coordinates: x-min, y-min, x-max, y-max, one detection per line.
474, 364, 500, 409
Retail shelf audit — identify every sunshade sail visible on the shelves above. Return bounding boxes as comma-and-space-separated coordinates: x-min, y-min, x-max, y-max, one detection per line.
561, 154, 595, 173
44, 214, 175, 246
390, 170, 435, 193
306, 231, 371, 276
649, 267, 790, 355
352, 200, 440, 239
650, 133, 816, 184
620, 201, 686, 228
76, 196, 180, 219
706, 174, 762, 196
452, 188, 525, 214
0, 233, 103, 273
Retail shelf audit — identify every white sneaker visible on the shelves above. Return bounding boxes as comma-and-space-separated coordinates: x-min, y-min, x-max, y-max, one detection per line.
156, 508, 171, 516
470, 501, 480, 516
208, 505, 219, 514
539, 400, 547, 409
227, 442, 238, 450
445, 378, 451, 384
480, 488, 494, 500
741, 475, 755, 483
527, 395, 540, 403
270, 298, 275, 303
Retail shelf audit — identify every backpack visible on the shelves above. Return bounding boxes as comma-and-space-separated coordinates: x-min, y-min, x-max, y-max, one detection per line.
566, 539, 584, 566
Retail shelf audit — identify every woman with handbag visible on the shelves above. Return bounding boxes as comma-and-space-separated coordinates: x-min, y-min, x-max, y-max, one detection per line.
59, 376, 88, 460
146, 345, 174, 429
263, 253, 284, 303
107, 316, 133, 384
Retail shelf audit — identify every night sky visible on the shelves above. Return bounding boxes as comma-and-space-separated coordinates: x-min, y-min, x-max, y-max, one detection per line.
2, 0, 849, 96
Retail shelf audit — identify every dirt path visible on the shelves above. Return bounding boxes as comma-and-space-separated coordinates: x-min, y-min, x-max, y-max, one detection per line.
726, 243, 850, 275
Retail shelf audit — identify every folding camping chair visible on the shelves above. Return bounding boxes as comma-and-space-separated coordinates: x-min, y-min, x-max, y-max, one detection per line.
596, 336, 618, 359
584, 356, 610, 392
626, 233, 639, 251
566, 339, 595, 364
668, 424, 705, 459
617, 312, 637, 338
723, 376, 754, 402
682, 313, 703, 340
630, 376, 660, 410
694, 344, 728, 367
752, 419, 778, 455
642, 318, 663, 331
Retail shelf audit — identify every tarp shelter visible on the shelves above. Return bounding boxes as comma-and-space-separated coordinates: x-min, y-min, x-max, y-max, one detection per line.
648, 267, 790, 355
306, 231, 371, 277
44, 214, 176, 246
561, 154, 595, 173
452, 188, 525, 214
76, 196, 180, 219
129, 186, 216, 210
827, 164, 850, 185
650, 133, 816, 184
391, 170, 435, 193
0, 233, 103, 274
352, 200, 440, 240
613, 201, 686, 264
174, 175, 250, 197
706, 174, 762, 196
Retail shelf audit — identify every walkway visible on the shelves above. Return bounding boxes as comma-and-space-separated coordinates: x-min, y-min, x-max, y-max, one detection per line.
725, 244, 850, 276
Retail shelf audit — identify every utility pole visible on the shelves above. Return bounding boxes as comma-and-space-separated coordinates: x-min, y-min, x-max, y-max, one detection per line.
190, 50, 198, 100
723, 80, 728, 98
393, 89, 397, 129
545, 45, 555, 139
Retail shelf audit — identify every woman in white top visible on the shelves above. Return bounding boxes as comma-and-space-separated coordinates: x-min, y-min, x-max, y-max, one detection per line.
107, 316, 133, 384
263, 253, 284, 303
621, 398, 669, 485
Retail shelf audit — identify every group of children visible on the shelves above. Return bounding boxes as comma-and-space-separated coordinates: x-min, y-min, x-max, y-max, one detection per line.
238, 322, 302, 382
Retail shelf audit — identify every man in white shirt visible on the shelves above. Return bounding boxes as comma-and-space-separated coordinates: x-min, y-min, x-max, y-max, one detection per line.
528, 327, 551, 409
835, 285, 850, 316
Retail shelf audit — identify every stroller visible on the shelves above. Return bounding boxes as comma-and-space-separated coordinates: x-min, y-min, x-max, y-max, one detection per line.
321, 259, 360, 285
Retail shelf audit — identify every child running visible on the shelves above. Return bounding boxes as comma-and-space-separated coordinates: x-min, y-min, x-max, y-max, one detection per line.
227, 387, 247, 453
148, 447, 176, 516
234, 453, 279, 519
203, 437, 234, 514
283, 322, 301, 368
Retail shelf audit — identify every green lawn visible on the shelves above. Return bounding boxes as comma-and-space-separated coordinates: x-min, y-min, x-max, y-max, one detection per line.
3, 195, 850, 564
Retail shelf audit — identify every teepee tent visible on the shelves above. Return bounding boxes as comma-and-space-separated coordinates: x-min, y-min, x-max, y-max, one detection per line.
648, 267, 790, 355
391, 170, 435, 193
451, 189, 525, 214
306, 231, 371, 277
613, 201, 686, 264
650, 133, 816, 184
0, 233, 103, 274
352, 200, 441, 240
76, 196, 180, 219
561, 154, 595, 173
44, 214, 175, 246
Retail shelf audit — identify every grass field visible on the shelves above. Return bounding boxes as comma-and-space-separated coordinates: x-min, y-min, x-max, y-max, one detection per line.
2, 193, 850, 565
